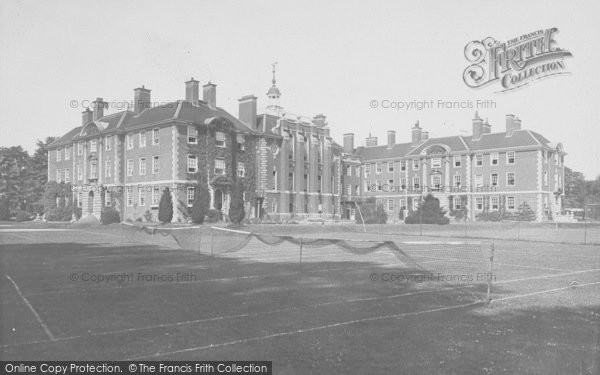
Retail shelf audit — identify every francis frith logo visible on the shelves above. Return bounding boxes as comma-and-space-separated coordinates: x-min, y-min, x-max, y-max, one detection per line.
463, 28, 572, 92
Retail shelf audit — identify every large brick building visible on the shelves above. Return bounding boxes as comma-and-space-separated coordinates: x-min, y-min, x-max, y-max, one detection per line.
47, 73, 565, 223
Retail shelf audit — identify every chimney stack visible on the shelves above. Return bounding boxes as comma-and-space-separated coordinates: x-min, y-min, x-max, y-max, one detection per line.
185, 78, 199, 103
238, 95, 257, 130
505, 114, 515, 136
365, 134, 378, 147
312, 114, 327, 127
134, 86, 151, 114
343, 133, 354, 153
82, 108, 93, 125
421, 131, 429, 141
92, 98, 107, 121
203, 82, 216, 108
411, 121, 422, 146
482, 118, 491, 134
472, 111, 483, 140
513, 117, 522, 131
387, 130, 396, 148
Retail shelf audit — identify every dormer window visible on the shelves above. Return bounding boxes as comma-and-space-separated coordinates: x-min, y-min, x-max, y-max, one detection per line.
216, 131, 226, 147
188, 126, 198, 144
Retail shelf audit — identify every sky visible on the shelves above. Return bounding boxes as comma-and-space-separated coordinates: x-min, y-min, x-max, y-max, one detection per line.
1, 0, 599, 178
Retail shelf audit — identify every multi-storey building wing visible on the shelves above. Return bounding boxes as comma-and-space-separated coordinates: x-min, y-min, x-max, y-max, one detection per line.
47, 73, 565, 223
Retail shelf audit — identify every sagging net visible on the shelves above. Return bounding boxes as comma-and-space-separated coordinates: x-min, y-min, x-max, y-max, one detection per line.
118, 223, 205, 251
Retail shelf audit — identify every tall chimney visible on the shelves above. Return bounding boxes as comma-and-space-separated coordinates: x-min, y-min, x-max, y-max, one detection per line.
92, 98, 107, 121
482, 118, 491, 134
411, 121, 422, 146
343, 133, 354, 153
238, 95, 257, 130
472, 111, 483, 140
513, 117, 522, 131
421, 131, 429, 141
365, 134, 378, 147
203, 82, 216, 108
134, 86, 151, 114
185, 78, 199, 103
505, 114, 515, 136
387, 130, 396, 148
82, 108, 93, 125
312, 114, 327, 127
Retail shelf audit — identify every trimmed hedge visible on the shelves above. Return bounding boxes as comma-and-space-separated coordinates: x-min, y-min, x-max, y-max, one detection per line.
101, 208, 120, 225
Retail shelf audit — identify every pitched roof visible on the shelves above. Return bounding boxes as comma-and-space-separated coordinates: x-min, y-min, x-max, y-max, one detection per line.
465, 130, 543, 150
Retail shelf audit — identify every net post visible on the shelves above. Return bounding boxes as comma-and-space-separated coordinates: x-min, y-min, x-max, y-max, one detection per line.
210, 227, 214, 257
486, 242, 495, 303
299, 237, 303, 265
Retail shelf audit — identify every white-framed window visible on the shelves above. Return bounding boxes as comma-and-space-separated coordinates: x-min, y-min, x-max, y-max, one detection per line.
126, 186, 133, 206
151, 187, 160, 206
64, 169, 70, 183
104, 192, 111, 207
491, 196, 499, 210
364, 180, 370, 192
453, 196, 462, 209
152, 128, 160, 145
454, 174, 461, 187
475, 197, 483, 210
77, 142, 83, 156
388, 179, 394, 187
400, 160, 407, 171
139, 190, 145, 206
77, 163, 83, 180
56, 169, 62, 182
376, 180, 383, 191
400, 178, 407, 190
64, 147, 70, 160
90, 140, 97, 153
400, 198, 407, 210
413, 177, 420, 189
413, 159, 420, 170
139, 158, 146, 175
365, 164, 371, 176
126, 159, 134, 176
215, 131, 226, 147
105, 160, 111, 178
475, 174, 483, 188
376, 162, 382, 174
346, 166, 352, 177
412, 198, 419, 211
355, 184, 360, 195
453, 155, 461, 167
507, 172, 515, 186
388, 199, 394, 211
491, 173, 498, 187
237, 134, 245, 151
475, 154, 483, 166
105, 136, 112, 151
89, 161, 97, 179
490, 152, 499, 166
388, 162, 394, 173
152, 156, 159, 174
78, 192, 83, 207
187, 155, 198, 173
507, 196, 515, 210
56, 149, 62, 161
139, 132, 146, 148
214, 158, 225, 175
126, 134, 134, 150
237, 162, 245, 177
543, 171, 548, 186
187, 187, 195, 207
272, 170, 278, 190
431, 175, 441, 189
431, 158, 441, 168
346, 184, 351, 195
188, 126, 198, 144
506, 151, 515, 165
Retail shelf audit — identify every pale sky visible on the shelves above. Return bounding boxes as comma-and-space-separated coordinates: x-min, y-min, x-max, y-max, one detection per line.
1, 0, 599, 178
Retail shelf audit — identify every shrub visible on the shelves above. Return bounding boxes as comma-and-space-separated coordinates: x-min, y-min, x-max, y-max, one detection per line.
475, 210, 506, 222
135, 217, 143, 222
158, 188, 173, 223
191, 183, 210, 224
101, 208, 120, 225
229, 185, 245, 225
514, 202, 536, 221
143, 210, 153, 222
15, 210, 32, 222
0, 195, 9, 221
405, 194, 449, 225
207, 209, 223, 223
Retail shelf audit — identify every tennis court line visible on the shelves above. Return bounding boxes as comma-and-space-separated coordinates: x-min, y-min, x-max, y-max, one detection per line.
494, 267, 600, 285
5, 275, 56, 342
491, 281, 600, 303
3, 232, 35, 241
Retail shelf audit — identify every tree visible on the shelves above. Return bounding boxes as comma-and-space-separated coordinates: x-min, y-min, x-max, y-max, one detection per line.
158, 188, 173, 223
191, 183, 209, 224
229, 183, 245, 225
0, 146, 31, 212
405, 194, 450, 225
29, 137, 56, 212
514, 202, 536, 221
355, 197, 387, 224
0, 194, 9, 220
